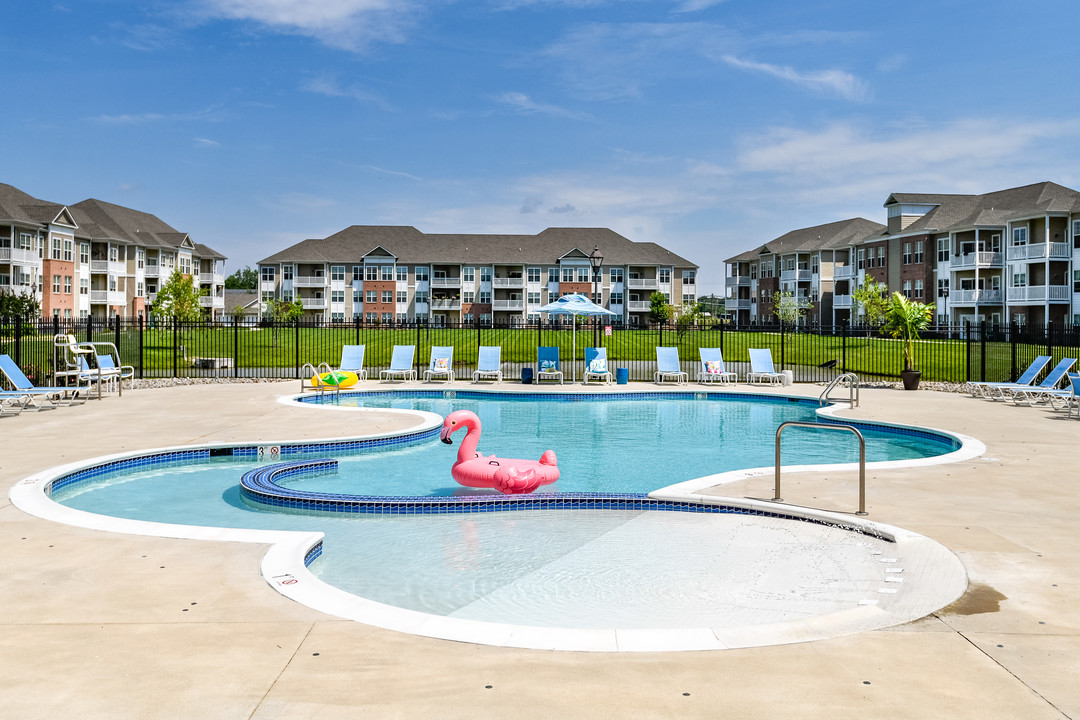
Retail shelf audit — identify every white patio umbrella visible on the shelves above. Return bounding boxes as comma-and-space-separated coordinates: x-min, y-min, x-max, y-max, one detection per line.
537, 293, 617, 382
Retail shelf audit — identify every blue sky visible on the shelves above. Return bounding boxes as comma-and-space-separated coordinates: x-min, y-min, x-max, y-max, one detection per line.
4, 0, 1079, 295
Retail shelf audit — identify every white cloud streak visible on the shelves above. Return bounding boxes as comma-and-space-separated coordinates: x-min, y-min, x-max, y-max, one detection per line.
301, 76, 392, 110
721, 55, 868, 101
495, 92, 593, 120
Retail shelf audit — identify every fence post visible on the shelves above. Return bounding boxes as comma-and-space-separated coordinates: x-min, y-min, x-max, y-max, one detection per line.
138, 314, 144, 379
841, 322, 847, 373
294, 319, 301, 379
172, 316, 178, 378
780, 322, 786, 369
85, 313, 93, 344
233, 314, 240, 379
52, 315, 60, 338
1046, 321, 1055, 363
114, 314, 121, 352
13, 314, 22, 369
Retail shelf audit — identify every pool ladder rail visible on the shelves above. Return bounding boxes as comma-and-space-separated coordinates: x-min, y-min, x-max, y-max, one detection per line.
300, 361, 341, 396
820, 372, 860, 408
774, 420, 868, 516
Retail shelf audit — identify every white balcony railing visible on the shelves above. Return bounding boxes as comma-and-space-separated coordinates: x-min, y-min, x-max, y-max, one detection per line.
725, 275, 751, 287
1007, 285, 1071, 303
627, 278, 658, 290
199, 272, 225, 285
144, 265, 159, 278
0, 247, 38, 263
430, 298, 461, 310
431, 277, 461, 288
833, 295, 852, 309
951, 252, 1003, 269
301, 297, 327, 309
627, 301, 650, 312
90, 260, 109, 274
293, 276, 327, 287
89, 290, 126, 306
492, 300, 525, 311
492, 277, 525, 288
780, 269, 812, 282
728, 299, 751, 310
950, 289, 1004, 305
1007, 243, 1071, 261
832, 266, 856, 280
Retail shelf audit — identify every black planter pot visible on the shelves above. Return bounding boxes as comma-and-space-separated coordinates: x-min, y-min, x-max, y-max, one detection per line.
900, 369, 921, 390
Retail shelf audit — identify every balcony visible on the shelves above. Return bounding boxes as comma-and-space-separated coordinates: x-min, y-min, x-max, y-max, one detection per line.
780, 269, 812, 282
833, 295, 852, 309
89, 290, 126, 306
199, 272, 225, 285
0, 247, 38, 263
199, 295, 225, 308
725, 275, 751, 287
89, 260, 126, 275
492, 299, 525, 311
727, 299, 751, 310
627, 278, 659, 290
431, 277, 461, 289
627, 301, 650, 312
950, 289, 1004, 306
832, 266, 855, 280
431, 298, 461, 310
301, 298, 327, 309
144, 265, 160, 278
293, 276, 327, 288
1007, 242, 1071, 261
952, 252, 1003, 269
1007, 285, 1071, 303
493, 277, 525, 289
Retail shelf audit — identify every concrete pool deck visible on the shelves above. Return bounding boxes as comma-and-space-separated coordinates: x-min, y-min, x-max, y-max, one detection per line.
1, 381, 1078, 718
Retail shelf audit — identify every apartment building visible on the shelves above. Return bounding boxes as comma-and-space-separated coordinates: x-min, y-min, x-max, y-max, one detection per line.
257, 226, 698, 325
0, 183, 227, 319
725, 182, 1080, 327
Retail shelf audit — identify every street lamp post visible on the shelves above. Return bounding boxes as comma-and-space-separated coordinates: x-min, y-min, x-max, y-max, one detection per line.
940, 287, 950, 337
589, 246, 604, 342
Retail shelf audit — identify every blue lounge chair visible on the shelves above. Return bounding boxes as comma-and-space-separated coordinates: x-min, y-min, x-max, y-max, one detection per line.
583, 347, 612, 385
0, 354, 86, 408
698, 348, 736, 385
654, 347, 688, 385
473, 346, 502, 384
1007, 358, 1077, 404
746, 348, 785, 385
0, 390, 32, 417
536, 347, 563, 384
75, 343, 134, 397
381, 345, 417, 382
424, 346, 455, 383
965, 355, 1051, 398
1068, 374, 1080, 418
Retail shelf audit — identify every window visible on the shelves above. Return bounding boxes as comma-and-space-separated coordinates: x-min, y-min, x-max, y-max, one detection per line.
366, 290, 377, 303
382, 312, 394, 324
1074, 269, 1080, 293
1074, 220, 1080, 248
80, 244, 89, 264
378, 265, 393, 281
397, 266, 408, 283
365, 266, 379, 281
877, 247, 886, 267
53, 275, 61, 293
462, 313, 473, 324
280, 265, 292, 281
682, 293, 695, 305
1014, 313, 1026, 325
350, 266, 362, 282
938, 278, 949, 295
281, 290, 293, 302
396, 290, 407, 303
1013, 227, 1028, 245
903, 243, 912, 264
658, 268, 671, 284
609, 268, 623, 284
527, 267, 541, 283
462, 267, 475, 283
857, 249, 865, 270
462, 291, 475, 303
366, 313, 377, 323
80, 278, 88, 295
397, 312, 408, 322
18, 232, 32, 250
52, 238, 62, 260
478, 291, 491, 304
527, 291, 540, 305
577, 267, 590, 282
937, 238, 949, 262
562, 267, 575, 282
749, 265, 758, 280
810, 258, 818, 275
109, 246, 119, 263
261, 266, 275, 282
548, 268, 559, 283
64, 240, 73, 262
609, 292, 623, 305
914, 241, 924, 264
415, 292, 429, 304
381, 290, 393, 303
480, 267, 492, 282
353, 289, 362, 303
682, 269, 696, 285
64, 309, 72, 319
331, 265, 345, 281
1012, 271, 1027, 287
914, 280, 923, 298
64, 276, 72, 294
415, 266, 429, 281
902, 280, 911, 298
331, 290, 344, 303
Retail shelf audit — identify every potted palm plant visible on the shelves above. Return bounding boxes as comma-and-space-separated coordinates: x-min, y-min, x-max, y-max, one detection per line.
881, 292, 935, 390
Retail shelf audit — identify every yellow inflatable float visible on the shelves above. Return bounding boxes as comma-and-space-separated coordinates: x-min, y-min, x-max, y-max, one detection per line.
310, 370, 359, 389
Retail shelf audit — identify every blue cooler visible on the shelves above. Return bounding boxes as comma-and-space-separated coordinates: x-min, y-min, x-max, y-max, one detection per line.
616, 367, 629, 385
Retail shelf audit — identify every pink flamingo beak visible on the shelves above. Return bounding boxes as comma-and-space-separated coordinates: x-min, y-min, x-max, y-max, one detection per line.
440, 416, 456, 445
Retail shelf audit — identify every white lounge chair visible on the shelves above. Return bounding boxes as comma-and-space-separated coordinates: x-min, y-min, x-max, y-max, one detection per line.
697, 348, 736, 385
1008, 358, 1077, 405
0, 354, 87, 408
746, 348, 785, 385
583, 347, 613, 385
381, 345, 417, 382
424, 346, 455, 383
965, 355, 1051, 398
536, 346, 563, 384
473, 346, 502, 383
75, 342, 134, 397
654, 347, 688, 384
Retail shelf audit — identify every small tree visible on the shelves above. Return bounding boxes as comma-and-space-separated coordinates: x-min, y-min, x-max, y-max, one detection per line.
224, 266, 258, 290
265, 296, 304, 347
851, 277, 889, 332
771, 290, 809, 330
649, 292, 672, 325
151, 270, 205, 321
674, 301, 702, 339
0, 289, 41, 320
881, 292, 935, 373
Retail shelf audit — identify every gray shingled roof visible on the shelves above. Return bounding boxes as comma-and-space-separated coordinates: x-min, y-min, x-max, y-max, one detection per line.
883, 182, 1080, 235
258, 226, 697, 268
724, 218, 885, 263
0, 183, 70, 226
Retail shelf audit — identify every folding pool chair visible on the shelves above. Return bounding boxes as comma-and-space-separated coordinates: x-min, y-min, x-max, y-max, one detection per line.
965, 355, 1051, 398
1007, 358, 1077, 405
380, 345, 417, 382
0, 354, 87, 408
746, 348, 785, 385
473, 346, 502, 384
75, 343, 134, 398
654, 347, 688, 385
697, 348, 736, 385
301, 344, 368, 393
583, 347, 612, 385
424, 346, 455, 383
536, 347, 563, 384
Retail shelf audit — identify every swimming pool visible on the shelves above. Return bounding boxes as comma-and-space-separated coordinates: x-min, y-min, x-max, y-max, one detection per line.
16, 388, 976, 651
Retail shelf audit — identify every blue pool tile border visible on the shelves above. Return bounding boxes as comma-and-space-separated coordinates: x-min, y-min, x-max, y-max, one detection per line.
238, 459, 893, 544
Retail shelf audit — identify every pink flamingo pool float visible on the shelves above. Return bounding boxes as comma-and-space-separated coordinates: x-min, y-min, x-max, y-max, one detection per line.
440, 410, 559, 494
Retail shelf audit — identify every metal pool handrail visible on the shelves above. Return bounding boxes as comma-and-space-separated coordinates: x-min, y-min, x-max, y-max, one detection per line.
774, 421, 867, 516
820, 372, 860, 407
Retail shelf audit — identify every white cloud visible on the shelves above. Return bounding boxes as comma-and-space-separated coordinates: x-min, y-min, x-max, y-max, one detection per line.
674, 0, 727, 12
192, 0, 421, 50
495, 92, 593, 120
193, 137, 221, 147
301, 76, 392, 110
721, 55, 868, 101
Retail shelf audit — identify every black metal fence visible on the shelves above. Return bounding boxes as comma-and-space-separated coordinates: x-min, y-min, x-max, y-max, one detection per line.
3, 315, 1080, 386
